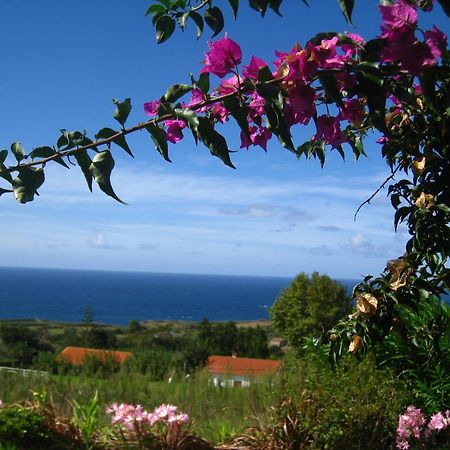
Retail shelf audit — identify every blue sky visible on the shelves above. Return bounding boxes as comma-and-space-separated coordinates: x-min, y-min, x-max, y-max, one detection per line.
0, 1, 446, 278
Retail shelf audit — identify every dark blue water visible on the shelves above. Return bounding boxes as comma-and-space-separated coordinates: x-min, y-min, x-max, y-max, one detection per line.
0, 267, 362, 325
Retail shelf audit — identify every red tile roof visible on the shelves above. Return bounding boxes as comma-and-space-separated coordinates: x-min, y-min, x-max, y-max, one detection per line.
59, 346, 133, 365
206, 355, 281, 377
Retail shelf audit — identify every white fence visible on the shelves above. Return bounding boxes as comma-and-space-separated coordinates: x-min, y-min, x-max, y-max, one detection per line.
0, 366, 48, 378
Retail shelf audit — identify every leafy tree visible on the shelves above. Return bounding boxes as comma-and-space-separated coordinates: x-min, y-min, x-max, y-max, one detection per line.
0, 324, 53, 367
271, 272, 351, 350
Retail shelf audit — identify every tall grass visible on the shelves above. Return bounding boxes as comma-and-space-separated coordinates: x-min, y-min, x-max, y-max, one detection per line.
0, 369, 278, 443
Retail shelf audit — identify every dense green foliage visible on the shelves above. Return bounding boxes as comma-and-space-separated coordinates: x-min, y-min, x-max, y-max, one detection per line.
0, 405, 56, 448
270, 272, 351, 350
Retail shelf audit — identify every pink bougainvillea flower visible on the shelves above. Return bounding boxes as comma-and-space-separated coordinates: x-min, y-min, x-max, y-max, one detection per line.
341, 32, 366, 57
240, 126, 272, 151
287, 82, 316, 119
201, 35, 242, 78
164, 119, 186, 143
379, 0, 417, 34
380, 28, 442, 75
338, 98, 366, 125
280, 47, 318, 82
218, 74, 241, 95
249, 93, 265, 119
308, 36, 345, 69
314, 115, 345, 148
243, 55, 268, 80
144, 99, 161, 117
425, 26, 447, 60
212, 103, 229, 123
187, 88, 207, 111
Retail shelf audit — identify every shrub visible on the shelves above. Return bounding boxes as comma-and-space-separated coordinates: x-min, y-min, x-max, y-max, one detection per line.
0, 405, 54, 448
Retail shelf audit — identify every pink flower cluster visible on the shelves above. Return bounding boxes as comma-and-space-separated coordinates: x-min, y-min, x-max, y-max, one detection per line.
143, 0, 447, 156
396, 405, 450, 449
379, 0, 446, 75
106, 402, 189, 435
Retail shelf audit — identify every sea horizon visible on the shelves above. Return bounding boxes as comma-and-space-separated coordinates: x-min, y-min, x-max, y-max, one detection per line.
0, 266, 361, 326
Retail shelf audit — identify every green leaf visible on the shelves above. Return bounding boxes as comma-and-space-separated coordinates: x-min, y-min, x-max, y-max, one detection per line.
319, 72, 343, 107
155, 15, 176, 44
174, 108, 199, 133
95, 128, 134, 158
337, 0, 354, 24
12, 167, 45, 204
437, 0, 450, 16
145, 4, 166, 16
0, 164, 13, 184
204, 7, 224, 38
356, 70, 387, 133
113, 98, 132, 127
188, 11, 204, 38
307, 32, 338, 47
268, 0, 283, 15
11, 142, 25, 163
30, 146, 55, 159
29, 146, 70, 169
74, 149, 93, 192
197, 117, 235, 168
163, 84, 193, 103
146, 123, 171, 162
227, 0, 239, 18
0, 150, 8, 165
249, 0, 269, 16
197, 72, 210, 94
264, 98, 295, 151
257, 66, 274, 83
222, 96, 251, 140
89, 151, 126, 204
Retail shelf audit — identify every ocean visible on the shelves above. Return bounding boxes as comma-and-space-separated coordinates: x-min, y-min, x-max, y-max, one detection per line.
0, 267, 361, 326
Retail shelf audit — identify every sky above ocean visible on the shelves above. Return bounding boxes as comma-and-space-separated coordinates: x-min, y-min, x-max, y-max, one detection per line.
0, 1, 447, 279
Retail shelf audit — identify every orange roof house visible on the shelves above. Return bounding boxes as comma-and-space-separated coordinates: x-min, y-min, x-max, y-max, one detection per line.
59, 346, 133, 365
206, 355, 281, 387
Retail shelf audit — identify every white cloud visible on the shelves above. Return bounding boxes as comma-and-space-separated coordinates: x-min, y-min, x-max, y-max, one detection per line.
86, 233, 125, 250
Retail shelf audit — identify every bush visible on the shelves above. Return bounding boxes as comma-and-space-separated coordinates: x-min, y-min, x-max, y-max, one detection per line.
236, 352, 409, 450
0, 405, 54, 449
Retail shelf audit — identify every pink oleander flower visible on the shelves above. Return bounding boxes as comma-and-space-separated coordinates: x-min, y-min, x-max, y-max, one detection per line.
314, 115, 345, 149
164, 119, 186, 143
144, 99, 161, 117
201, 35, 242, 78
0, 400, 3, 408
243, 55, 268, 80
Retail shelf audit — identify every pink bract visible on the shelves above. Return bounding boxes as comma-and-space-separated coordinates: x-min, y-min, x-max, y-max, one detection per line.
243, 55, 268, 80
201, 35, 242, 78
